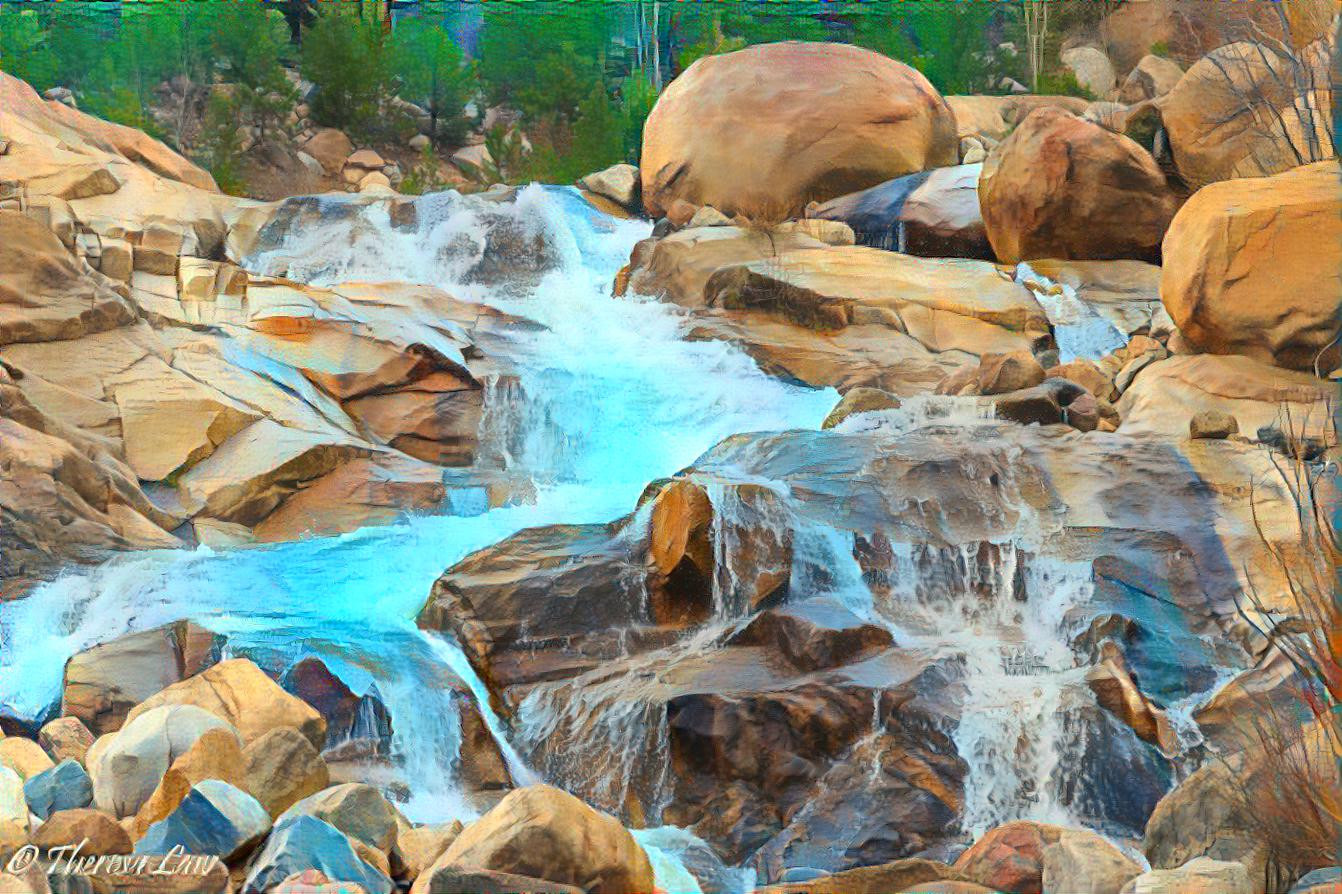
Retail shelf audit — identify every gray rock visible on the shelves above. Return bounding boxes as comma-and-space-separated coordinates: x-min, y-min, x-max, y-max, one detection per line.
23, 759, 92, 820
136, 779, 271, 863
242, 814, 393, 894
576, 163, 641, 210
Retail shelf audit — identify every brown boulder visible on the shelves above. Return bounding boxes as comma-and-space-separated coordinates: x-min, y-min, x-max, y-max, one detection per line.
726, 601, 893, 673
38, 716, 95, 765
1042, 829, 1142, 894
1159, 161, 1341, 372
61, 622, 224, 735
1188, 410, 1238, 441
641, 41, 957, 219
413, 867, 582, 894
398, 821, 463, 885
1085, 647, 1178, 755
757, 858, 966, 894
1118, 55, 1185, 104
33, 808, 132, 855
301, 129, 355, 176
129, 725, 247, 840
1159, 41, 1333, 189
0, 737, 53, 781
242, 726, 330, 819
980, 108, 1179, 263
432, 785, 655, 894
124, 658, 326, 749
944, 95, 1091, 142
977, 351, 1046, 396
953, 820, 1065, 894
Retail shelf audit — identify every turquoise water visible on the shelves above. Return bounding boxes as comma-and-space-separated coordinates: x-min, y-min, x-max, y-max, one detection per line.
0, 187, 836, 833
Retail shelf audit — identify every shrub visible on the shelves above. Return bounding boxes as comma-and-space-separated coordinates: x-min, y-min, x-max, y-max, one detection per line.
301, 10, 394, 141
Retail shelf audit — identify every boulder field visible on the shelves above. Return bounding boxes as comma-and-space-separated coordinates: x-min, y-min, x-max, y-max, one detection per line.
1, 19, 1340, 894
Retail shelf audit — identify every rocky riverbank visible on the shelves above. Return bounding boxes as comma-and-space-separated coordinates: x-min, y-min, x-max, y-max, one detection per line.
1, 11, 1340, 894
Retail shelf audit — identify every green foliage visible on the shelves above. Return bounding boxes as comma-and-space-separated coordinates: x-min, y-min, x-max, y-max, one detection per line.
477, 3, 613, 125
392, 17, 477, 145
198, 91, 247, 197
301, 10, 395, 141
0, 8, 58, 90
1036, 69, 1096, 100
1149, 40, 1171, 58
399, 144, 451, 196
461, 125, 530, 186
206, 3, 291, 91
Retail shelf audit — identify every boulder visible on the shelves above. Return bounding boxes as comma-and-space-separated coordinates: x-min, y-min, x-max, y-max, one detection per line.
726, 600, 893, 673
977, 351, 1046, 396
1061, 46, 1117, 97
243, 814, 394, 894
123, 658, 326, 749
1159, 161, 1341, 372
300, 130, 353, 176
944, 94, 1091, 143
979, 108, 1179, 263
413, 867, 583, 894
346, 149, 385, 171
1188, 411, 1237, 440
1042, 828, 1143, 894
278, 783, 398, 856
993, 378, 1088, 427
89, 704, 235, 818
576, 164, 640, 210
0, 737, 54, 781
242, 727, 331, 819
807, 164, 991, 259
756, 857, 966, 894
61, 621, 224, 735
135, 779, 270, 863
641, 41, 957, 219
397, 820, 463, 884
1121, 858, 1253, 894
1158, 41, 1333, 189
130, 725, 247, 840
1118, 55, 1185, 104
822, 387, 901, 429
32, 807, 132, 855
432, 785, 655, 894
23, 758, 92, 819
953, 820, 1064, 894
0, 766, 28, 856
687, 205, 732, 228
1085, 649, 1178, 755
38, 717, 95, 764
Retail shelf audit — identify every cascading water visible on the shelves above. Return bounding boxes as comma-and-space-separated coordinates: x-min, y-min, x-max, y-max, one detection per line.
0, 186, 836, 841
1015, 262, 1128, 363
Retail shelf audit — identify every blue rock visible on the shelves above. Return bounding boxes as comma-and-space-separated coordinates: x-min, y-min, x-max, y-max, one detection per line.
136, 779, 271, 863
23, 759, 92, 820
242, 814, 393, 894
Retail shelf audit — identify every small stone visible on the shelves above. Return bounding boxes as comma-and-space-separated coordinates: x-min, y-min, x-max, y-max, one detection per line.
408, 134, 430, 152
1189, 410, 1238, 440
346, 149, 385, 170
960, 136, 986, 164
688, 205, 732, 228
978, 350, 1046, 395
38, 717, 94, 765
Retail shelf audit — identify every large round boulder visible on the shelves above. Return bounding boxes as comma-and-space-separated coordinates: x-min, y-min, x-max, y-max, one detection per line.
979, 107, 1179, 263
1160, 161, 1341, 371
1158, 40, 1334, 189
641, 41, 958, 220
431, 785, 655, 894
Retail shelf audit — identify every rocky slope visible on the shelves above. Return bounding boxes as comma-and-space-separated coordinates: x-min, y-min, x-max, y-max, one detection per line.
1, 15, 1340, 894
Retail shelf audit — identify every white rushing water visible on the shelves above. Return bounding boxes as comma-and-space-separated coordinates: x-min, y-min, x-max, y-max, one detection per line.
0, 187, 836, 840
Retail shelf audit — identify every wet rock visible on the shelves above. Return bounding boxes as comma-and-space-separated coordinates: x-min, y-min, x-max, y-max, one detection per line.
977, 351, 1046, 396
979, 108, 1179, 263
993, 378, 1087, 427
135, 779, 270, 863
641, 42, 957, 220
281, 658, 392, 756
1086, 646, 1177, 754
242, 814, 393, 894
1160, 162, 1340, 372
1121, 857, 1253, 894
32, 808, 131, 856
61, 621, 225, 736
129, 725, 247, 840
727, 601, 892, 673
23, 759, 92, 820
807, 164, 991, 260
823, 388, 901, 429
431, 785, 654, 894
242, 726, 330, 818
953, 820, 1064, 894
89, 704, 236, 818
1187, 411, 1237, 441
576, 163, 640, 210
38, 717, 95, 765
1041, 828, 1142, 894
0, 737, 54, 781
123, 658, 326, 749
1159, 41, 1332, 189
279, 783, 398, 857
451, 690, 513, 795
